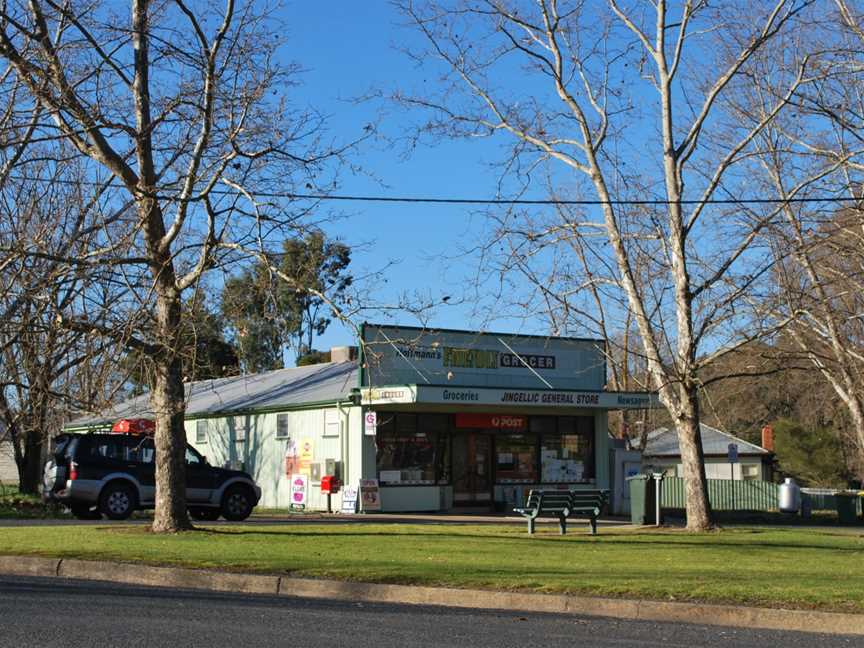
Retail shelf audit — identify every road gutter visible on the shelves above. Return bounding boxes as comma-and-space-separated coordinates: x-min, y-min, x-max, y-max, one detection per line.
0, 555, 860, 636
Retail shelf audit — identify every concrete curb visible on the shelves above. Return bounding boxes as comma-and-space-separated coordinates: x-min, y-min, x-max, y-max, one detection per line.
0, 555, 861, 636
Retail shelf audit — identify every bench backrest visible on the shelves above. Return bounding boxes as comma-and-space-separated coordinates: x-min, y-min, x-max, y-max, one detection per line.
523, 489, 609, 512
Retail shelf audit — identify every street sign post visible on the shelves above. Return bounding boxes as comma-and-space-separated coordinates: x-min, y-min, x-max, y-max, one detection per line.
727, 443, 738, 509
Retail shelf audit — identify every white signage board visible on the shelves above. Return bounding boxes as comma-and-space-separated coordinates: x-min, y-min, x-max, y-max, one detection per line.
290, 474, 308, 509
340, 485, 358, 514
364, 410, 377, 436
359, 478, 381, 512
361, 324, 605, 391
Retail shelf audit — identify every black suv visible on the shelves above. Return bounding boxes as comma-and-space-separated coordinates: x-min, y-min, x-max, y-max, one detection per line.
43, 433, 261, 521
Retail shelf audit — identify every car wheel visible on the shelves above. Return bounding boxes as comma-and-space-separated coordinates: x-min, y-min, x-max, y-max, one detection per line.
221, 485, 254, 521
189, 507, 221, 521
70, 503, 102, 520
99, 482, 137, 520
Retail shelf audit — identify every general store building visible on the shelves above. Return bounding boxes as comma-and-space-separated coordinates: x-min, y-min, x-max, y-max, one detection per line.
67, 324, 658, 512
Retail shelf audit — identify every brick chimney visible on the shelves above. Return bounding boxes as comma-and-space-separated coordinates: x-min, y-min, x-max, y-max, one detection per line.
330, 346, 358, 363
761, 424, 774, 452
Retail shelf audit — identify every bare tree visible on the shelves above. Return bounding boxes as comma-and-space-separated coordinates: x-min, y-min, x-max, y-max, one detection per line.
0, 161, 129, 492
0, 0, 356, 531
398, 0, 819, 529
743, 0, 864, 480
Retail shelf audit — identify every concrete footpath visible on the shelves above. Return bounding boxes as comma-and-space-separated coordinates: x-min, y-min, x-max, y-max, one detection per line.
0, 554, 861, 637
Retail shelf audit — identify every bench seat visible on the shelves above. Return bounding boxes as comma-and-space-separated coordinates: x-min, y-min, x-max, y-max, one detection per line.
514, 489, 609, 535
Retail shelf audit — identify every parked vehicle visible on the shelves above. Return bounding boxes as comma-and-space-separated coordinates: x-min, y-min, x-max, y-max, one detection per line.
42, 432, 260, 521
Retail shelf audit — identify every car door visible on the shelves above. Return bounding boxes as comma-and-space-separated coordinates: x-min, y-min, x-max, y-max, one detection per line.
127, 437, 156, 505
185, 445, 216, 503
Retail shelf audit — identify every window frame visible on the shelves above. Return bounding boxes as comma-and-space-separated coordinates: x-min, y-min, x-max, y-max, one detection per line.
275, 413, 290, 439
195, 419, 207, 444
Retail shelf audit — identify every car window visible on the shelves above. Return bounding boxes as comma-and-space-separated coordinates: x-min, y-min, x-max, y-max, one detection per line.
185, 447, 203, 466
88, 437, 127, 461
129, 439, 155, 464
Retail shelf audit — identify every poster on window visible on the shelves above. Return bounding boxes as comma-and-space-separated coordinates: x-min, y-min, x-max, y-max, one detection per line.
359, 478, 381, 512
290, 474, 307, 510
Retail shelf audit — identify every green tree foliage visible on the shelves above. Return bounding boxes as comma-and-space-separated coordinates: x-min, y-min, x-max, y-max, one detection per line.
221, 232, 352, 373
772, 419, 850, 488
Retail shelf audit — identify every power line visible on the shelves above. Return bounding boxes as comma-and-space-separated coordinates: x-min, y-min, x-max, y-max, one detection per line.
4, 174, 862, 206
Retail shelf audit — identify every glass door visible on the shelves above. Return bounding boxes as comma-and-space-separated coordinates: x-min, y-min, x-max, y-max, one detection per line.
452, 432, 492, 505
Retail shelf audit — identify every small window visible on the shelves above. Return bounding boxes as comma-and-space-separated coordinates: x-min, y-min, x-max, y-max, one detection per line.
324, 409, 340, 437
195, 420, 207, 443
233, 417, 247, 443
741, 464, 759, 481
276, 413, 290, 439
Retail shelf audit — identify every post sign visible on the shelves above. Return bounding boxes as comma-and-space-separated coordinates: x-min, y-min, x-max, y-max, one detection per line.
364, 411, 377, 436
727, 443, 739, 464
290, 474, 308, 510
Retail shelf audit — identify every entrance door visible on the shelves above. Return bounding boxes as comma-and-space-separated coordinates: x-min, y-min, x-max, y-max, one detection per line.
452, 432, 492, 506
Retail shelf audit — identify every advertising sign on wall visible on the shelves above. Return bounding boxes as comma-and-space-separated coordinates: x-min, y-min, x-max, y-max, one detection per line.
361, 324, 606, 391
298, 439, 314, 475
364, 411, 377, 436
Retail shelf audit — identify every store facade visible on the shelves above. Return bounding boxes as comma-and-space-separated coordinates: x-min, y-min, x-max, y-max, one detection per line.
358, 324, 657, 512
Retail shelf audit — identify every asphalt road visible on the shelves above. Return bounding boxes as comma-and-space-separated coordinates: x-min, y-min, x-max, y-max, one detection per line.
0, 575, 858, 648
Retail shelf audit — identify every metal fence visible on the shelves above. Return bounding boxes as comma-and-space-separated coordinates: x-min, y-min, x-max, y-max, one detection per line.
801, 488, 864, 515
660, 477, 778, 511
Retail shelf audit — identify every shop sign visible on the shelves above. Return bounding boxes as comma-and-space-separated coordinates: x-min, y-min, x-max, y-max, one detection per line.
361, 387, 416, 404
290, 474, 307, 510
341, 485, 358, 514
364, 411, 377, 436
418, 386, 661, 409
361, 324, 605, 391
359, 478, 381, 512
454, 413, 527, 430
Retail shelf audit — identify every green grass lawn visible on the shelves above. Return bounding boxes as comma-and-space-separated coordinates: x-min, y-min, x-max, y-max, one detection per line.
1, 523, 862, 612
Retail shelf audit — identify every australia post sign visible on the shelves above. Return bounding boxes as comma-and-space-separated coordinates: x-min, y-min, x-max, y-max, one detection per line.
361, 324, 605, 391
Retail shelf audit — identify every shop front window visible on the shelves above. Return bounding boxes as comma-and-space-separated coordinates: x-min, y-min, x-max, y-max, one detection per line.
495, 433, 538, 483
541, 416, 594, 482
376, 413, 448, 485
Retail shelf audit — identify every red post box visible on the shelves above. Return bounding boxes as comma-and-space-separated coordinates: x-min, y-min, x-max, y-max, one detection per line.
320, 475, 341, 494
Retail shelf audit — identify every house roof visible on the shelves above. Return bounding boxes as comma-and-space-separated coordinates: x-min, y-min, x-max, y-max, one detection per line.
66, 361, 360, 429
643, 423, 770, 457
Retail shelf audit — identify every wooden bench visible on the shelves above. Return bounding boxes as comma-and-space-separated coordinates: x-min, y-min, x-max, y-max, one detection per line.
513, 489, 609, 535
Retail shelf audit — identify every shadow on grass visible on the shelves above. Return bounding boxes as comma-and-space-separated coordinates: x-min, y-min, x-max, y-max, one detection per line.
94, 525, 862, 554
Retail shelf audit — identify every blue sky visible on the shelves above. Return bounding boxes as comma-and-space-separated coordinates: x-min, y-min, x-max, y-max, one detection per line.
278, 2, 543, 351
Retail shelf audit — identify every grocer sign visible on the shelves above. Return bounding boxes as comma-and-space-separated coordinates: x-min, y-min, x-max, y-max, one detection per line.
361, 324, 605, 391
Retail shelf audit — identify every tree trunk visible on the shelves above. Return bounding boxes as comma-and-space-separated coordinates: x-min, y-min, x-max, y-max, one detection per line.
675, 388, 713, 531
847, 397, 864, 481
150, 290, 193, 533
15, 430, 43, 494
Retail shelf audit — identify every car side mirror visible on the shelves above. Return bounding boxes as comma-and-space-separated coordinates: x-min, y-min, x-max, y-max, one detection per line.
202, 455, 209, 465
